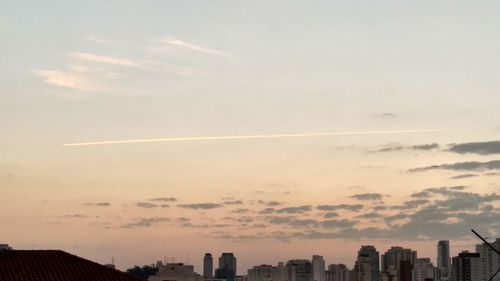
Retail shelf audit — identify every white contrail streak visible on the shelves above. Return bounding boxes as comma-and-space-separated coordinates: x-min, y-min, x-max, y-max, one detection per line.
63, 129, 447, 147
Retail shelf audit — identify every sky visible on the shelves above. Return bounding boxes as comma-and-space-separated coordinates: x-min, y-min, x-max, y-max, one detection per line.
1, 0, 500, 273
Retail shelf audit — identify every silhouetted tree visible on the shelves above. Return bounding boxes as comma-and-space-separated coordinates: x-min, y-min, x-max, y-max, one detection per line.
126, 265, 158, 280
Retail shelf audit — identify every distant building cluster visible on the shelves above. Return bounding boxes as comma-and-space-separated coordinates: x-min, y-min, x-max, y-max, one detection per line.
146, 240, 500, 281
0, 240, 499, 281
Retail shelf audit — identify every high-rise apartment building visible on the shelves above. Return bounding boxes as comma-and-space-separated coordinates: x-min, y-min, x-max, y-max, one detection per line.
313, 255, 326, 281
286, 259, 314, 281
204, 253, 214, 279
451, 252, 481, 281
216, 253, 237, 281
437, 241, 451, 281
412, 258, 435, 281
476, 239, 500, 281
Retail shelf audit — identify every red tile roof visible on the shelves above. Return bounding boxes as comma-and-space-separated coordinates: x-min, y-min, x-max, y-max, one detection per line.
0, 250, 142, 281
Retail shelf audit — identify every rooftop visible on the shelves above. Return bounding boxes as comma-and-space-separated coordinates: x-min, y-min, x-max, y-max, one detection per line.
0, 250, 142, 281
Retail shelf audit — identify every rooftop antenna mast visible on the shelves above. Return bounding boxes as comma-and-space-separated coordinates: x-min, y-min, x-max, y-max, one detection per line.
471, 229, 500, 281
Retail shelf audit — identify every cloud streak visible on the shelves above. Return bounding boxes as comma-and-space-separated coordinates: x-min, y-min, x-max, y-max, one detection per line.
449, 141, 500, 155
63, 129, 446, 147
162, 37, 231, 57
70, 52, 141, 67
409, 160, 500, 172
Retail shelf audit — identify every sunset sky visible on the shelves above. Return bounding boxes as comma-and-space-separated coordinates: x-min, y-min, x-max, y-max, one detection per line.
1, 0, 500, 272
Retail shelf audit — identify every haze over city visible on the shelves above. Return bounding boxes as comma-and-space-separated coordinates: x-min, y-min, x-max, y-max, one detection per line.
1, 0, 500, 274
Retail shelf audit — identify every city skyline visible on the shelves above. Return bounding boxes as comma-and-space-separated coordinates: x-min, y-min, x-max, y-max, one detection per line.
2, 0, 500, 274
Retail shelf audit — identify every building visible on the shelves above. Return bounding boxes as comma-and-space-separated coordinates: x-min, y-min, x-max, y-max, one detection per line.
248, 264, 276, 281
0, 250, 142, 281
381, 247, 417, 281
476, 239, 500, 281
412, 258, 435, 281
149, 263, 203, 281
313, 255, 326, 281
354, 254, 373, 281
286, 259, 314, 281
326, 264, 350, 281
0, 244, 12, 250
451, 252, 481, 281
216, 253, 237, 281
354, 246, 380, 281
437, 241, 451, 281
205, 253, 214, 279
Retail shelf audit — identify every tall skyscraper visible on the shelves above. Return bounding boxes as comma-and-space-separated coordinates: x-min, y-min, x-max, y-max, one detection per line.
204, 253, 213, 279
451, 252, 481, 281
438, 241, 451, 269
437, 241, 451, 281
313, 255, 326, 281
286, 259, 314, 281
355, 246, 380, 281
381, 247, 417, 281
216, 253, 237, 281
476, 239, 500, 281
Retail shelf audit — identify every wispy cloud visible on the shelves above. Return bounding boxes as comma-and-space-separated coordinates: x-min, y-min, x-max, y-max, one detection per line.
70, 52, 141, 67
162, 36, 232, 57
83, 36, 114, 45
83, 202, 111, 207
178, 203, 224, 209
36, 70, 89, 91
409, 160, 500, 172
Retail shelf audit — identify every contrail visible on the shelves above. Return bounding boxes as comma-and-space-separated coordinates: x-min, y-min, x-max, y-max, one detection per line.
63, 129, 447, 147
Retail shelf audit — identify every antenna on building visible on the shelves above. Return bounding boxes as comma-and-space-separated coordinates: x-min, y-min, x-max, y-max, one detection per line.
112, 256, 115, 266
471, 229, 500, 281
187, 252, 190, 264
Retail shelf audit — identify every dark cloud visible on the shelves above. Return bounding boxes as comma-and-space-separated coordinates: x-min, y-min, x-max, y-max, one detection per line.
450, 174, 478, 179
136, 202, 157, 208
275, 206, 312, 214
83, 202, 110, 207
449, 141, 500, 155
350, 193, 384, 201
150, 197, 177, 202
409, 160, 500, 172
356, 212, 384, 219
402, 199, 430, 209
316, 204, 364, 212
373, 205, 388, 211
378, 143, 439, 152
231, 208, 250, 214
121, 217, 170, 228
258, 208, 275, 214
378, 145, 404, 152
211, 186, 500, 242
323, 212, 339, 219
320, 219, 357, 228
236, 216, 253, 223
268, 216, 319, 227
178, 203, 224, 209
266, 201, 281, 206
176, 217, 190, 222
257, 200, 281, 206
223, 200, 244, 205
412, 143, 440, 150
